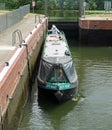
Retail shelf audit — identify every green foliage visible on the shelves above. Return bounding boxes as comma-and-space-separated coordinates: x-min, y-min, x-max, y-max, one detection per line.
86, 0, 112, 10
4, 0, 79, 10
3, 0, 112, 11
5, 0, 31, 9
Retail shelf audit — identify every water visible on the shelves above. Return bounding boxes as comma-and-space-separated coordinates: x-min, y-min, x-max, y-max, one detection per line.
18, 41, 112, 130
36, 10, 78, 22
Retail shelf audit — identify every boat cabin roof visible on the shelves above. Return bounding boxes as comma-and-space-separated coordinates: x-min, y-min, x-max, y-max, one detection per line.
42, 32, 72, 64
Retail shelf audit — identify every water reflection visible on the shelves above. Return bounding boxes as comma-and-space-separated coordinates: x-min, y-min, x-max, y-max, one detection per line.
18, 79, 78, 130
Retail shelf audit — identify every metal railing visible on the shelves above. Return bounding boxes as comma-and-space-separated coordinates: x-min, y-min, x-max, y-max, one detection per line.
0, 4, 30, 32
12, 29, 23, 46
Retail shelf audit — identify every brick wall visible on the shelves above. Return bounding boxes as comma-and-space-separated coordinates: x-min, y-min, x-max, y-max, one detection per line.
79, 18, 112, 29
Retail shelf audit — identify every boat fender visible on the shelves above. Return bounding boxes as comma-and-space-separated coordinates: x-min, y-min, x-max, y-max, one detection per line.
55, 91, 63, 101
59, 35, 62, 40
65, 50, 70, 56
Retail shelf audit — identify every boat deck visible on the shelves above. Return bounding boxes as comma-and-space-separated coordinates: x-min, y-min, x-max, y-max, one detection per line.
44, 33, 69, 58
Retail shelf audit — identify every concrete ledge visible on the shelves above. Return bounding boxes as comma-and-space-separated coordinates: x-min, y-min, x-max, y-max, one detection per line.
79, 17, 112, 29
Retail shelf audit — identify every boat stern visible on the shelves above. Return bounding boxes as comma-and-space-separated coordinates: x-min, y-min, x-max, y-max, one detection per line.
45, 82, 78, 102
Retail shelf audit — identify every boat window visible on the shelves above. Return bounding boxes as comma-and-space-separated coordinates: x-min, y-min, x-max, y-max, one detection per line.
63, 61, 76, 83
48, 66, 68, 83
38, 60, 53, 81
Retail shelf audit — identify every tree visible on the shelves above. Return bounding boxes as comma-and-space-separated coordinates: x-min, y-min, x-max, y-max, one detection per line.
93, 2, 97, 10
57, 0, 65, 11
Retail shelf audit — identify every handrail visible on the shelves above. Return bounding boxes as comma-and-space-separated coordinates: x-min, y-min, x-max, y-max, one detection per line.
12, 29, 23, 47
35, 15, 42, 24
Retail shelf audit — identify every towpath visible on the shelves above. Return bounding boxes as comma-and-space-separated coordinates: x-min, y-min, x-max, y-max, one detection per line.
0, 13, 43, 65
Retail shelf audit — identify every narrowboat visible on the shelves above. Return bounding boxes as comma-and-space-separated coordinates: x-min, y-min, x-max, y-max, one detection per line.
37, 25, 78, 102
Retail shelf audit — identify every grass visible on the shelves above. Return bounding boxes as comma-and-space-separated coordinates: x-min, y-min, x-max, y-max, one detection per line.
0, 10, 10, 15
85, 10, 112, 17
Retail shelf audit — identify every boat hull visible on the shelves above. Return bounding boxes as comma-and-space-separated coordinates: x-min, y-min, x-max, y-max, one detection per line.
38, 82, 78, 102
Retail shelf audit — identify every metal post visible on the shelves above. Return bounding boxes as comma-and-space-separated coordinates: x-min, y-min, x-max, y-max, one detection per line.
83, 1, 86, 18
32, 0, 36, 13
79, 0, 85, 17
45, 0, 48, 16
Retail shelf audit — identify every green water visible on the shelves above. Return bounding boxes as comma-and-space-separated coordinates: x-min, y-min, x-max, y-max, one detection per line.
37, 10, 78, 22
18, 41, 112, 130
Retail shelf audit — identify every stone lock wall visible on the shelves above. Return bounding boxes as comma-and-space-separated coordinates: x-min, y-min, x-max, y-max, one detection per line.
0, 17, 48, 129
